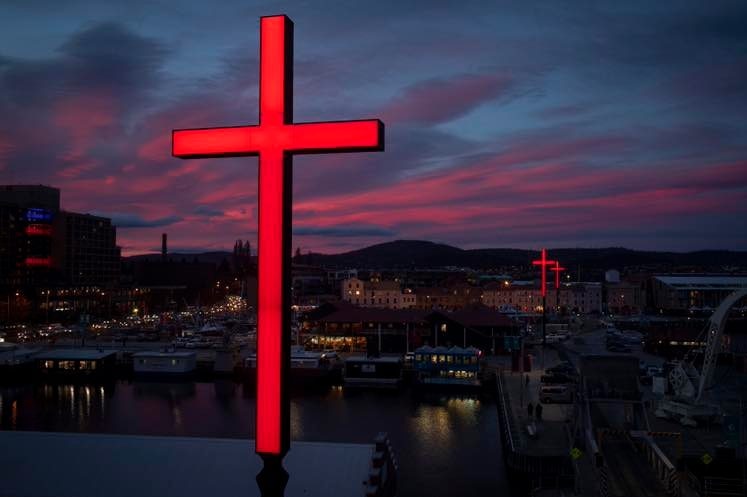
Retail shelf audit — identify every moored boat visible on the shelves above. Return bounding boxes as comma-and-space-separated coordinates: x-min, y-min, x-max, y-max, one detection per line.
243, 346, 342, 384
343, 356, 403, 389
132, 351, 197, 377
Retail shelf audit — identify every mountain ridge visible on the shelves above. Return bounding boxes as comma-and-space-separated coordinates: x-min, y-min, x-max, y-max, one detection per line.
124, 239, 747, 270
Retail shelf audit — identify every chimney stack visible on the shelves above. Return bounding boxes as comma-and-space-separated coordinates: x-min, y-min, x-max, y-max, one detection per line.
161, 233, 167, 261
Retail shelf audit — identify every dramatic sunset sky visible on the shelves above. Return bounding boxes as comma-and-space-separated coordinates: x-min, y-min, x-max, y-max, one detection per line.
1, 1, 745, 255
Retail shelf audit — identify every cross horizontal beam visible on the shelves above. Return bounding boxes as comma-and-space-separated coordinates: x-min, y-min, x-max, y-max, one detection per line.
173, 120, 383, 158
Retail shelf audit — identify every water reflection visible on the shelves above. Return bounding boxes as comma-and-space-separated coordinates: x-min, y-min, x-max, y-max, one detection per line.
132, 381, 196, 400
0, 381, 507, 497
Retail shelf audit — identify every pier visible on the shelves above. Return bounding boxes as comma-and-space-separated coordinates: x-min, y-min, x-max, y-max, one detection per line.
496, 364, 574, 493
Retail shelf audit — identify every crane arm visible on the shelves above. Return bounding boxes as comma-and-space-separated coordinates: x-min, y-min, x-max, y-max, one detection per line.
695, 289, 747, 403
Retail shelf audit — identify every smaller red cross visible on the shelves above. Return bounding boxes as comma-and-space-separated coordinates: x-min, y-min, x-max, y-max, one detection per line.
550, 261, 566, 290
532, 249, 556, 297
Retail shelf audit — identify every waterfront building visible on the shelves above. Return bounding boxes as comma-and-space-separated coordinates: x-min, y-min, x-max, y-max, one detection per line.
651, 275, 747, 312
481, 281, 602, 314
34, 349, 117, 376
414, 283, 482, 310
341, 277, 416, 309
303, 302, 514, 354
304, 302, 428, 353
426, 307, 515, 353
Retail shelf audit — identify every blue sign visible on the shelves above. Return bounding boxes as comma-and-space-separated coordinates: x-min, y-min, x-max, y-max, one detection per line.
26, 208, 53, 222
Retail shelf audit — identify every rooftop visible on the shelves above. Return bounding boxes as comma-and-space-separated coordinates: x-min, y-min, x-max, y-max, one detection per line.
132, 351, 196, 358
654, 275, 747, 289
346, 355, 402, 363
0, 431, 377, 497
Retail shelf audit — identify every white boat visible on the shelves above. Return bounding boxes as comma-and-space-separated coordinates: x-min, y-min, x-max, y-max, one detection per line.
133, 351, 196, 376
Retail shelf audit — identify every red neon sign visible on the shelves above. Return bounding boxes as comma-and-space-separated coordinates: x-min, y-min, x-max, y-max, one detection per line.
25, 224, 53, 236
25, 257, 52, 267
172, 15, 384, 457
532, 249, 557, 297
550, 261, 566, 290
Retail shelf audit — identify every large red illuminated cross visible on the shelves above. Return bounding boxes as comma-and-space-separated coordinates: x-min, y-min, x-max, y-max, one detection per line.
172, 15, 384, 458
532, 248, 557, 297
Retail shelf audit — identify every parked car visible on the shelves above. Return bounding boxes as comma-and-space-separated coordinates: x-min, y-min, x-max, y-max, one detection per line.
539, 385, 574, 404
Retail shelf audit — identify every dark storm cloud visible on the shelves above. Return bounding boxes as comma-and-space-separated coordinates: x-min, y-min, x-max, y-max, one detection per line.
0, 21, 170, 184
98, 212, 182, 228
0, 21, 167, 109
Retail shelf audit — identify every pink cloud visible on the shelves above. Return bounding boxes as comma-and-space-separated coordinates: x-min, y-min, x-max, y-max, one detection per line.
53, 93, 118, 168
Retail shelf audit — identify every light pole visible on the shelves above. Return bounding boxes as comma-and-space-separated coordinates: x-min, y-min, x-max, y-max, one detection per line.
43, 290, 50, 323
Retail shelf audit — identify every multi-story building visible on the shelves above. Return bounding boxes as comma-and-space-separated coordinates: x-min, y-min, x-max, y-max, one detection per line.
53, 211, 120, 286
481, 281, 602, 314
1, 185, 121, 290
414, 283, 482, 310
341, 277, 416, 309
0, 185, 59, 290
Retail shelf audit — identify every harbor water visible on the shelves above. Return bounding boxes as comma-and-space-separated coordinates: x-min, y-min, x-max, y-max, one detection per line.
0, 381, 509, 497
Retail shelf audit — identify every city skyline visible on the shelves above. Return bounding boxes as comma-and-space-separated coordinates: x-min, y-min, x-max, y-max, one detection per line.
1, 1, 746, 255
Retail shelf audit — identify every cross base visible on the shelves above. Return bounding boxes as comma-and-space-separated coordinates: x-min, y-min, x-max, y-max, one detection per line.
256, 454, 289, 497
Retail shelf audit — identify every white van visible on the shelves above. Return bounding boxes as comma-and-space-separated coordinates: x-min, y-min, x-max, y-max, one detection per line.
539, 385, 574, 404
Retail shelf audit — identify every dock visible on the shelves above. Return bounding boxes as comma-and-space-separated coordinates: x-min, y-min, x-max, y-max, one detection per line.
0, 431, 398, 497
496, 366, 575, 492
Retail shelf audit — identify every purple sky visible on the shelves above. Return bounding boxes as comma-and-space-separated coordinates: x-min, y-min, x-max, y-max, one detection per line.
1, 1, 746, 255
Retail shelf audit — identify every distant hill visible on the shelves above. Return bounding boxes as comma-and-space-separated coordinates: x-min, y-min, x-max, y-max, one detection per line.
307, 240, 747, 270
123, 240, 747, 271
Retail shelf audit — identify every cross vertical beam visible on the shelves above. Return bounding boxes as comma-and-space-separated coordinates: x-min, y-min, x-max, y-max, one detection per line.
256, 15, 293, 460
